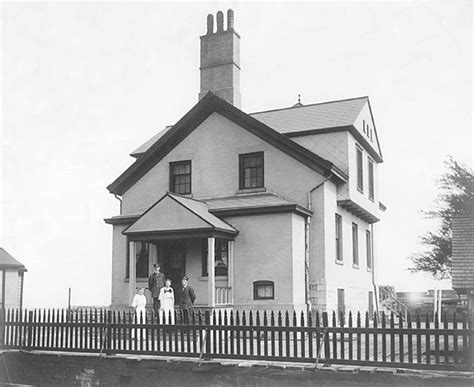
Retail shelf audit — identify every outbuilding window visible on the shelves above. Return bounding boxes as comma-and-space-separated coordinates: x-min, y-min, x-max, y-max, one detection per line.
253, 280, 274, 300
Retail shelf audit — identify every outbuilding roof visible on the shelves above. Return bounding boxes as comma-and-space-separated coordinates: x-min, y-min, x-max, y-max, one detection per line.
0, 248, 27, 271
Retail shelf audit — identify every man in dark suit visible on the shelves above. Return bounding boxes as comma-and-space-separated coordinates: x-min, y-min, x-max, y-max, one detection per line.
148, 263, 165, 318
178, 276, 196, 324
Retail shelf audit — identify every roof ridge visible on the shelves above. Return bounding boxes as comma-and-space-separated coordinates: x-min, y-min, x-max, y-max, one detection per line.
249, 96, 369, 116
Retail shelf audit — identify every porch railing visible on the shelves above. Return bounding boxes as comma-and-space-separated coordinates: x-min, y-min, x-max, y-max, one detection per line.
215, 287, 232, 305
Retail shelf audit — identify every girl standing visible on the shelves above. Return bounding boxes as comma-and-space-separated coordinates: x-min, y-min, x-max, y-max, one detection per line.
159, 279, 175, 324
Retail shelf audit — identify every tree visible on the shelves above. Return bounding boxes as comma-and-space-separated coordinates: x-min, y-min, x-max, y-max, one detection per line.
409, 156, 474, 279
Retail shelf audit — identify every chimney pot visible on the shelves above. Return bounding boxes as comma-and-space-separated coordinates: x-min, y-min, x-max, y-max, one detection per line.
206, 14, 214, 34
227, 9, 234, 30
216, 11, 224, 32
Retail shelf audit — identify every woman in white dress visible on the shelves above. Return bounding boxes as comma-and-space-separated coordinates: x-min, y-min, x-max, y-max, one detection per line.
158, 279, 175, 324
131, 287, 147, 340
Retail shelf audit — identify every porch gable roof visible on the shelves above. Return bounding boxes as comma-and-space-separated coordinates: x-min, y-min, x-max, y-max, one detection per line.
122, 193, 238, 238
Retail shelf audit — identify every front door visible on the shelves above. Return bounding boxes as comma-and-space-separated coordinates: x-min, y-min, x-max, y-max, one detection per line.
159, 240, 186, 303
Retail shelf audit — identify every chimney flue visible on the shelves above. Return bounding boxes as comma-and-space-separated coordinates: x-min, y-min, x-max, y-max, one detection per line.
206, 14, 214, 35
216, 11, 224, 32
227, 9, 234, 30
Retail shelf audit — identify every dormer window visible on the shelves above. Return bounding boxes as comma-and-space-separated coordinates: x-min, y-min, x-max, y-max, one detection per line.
239, 152, 264, 189
170, 160, 191, 194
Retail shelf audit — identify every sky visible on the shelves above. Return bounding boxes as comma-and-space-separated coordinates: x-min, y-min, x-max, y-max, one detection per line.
1, 1, 472, 308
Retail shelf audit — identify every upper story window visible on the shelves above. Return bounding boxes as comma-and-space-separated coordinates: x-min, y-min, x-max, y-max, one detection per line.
368, 157, 374, 201
366, 230, 372, 270
352, 223, 359, 266
356, 146, 363, 192
239, 152, 264, 189
169, 160, 191, 194
335, 214, 343, 262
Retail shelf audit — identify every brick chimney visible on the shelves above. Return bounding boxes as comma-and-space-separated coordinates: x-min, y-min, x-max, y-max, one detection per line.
199, 9, 241, 108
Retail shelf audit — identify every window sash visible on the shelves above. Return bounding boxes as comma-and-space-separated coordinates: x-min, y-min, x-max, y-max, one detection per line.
201, 239, 229, 277
170, 161, 191, 194
335, 214, 343, 261
368, 158, 374, 200
356, 146, 363, 192
352, 223, 359, 265
253, 281, 274, 300
239, 152, 264, 189
366, 230, 372, 269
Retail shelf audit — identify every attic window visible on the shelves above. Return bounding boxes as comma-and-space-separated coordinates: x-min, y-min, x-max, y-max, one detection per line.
363, 120, 366, 133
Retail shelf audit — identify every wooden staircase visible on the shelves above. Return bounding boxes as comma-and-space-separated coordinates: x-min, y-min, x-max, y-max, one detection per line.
379, 285, 409, 320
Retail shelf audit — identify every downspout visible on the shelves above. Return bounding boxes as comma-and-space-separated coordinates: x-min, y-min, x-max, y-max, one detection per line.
371, 223, 378, 315
305, 173, 333, 315
114, 194, 123, 213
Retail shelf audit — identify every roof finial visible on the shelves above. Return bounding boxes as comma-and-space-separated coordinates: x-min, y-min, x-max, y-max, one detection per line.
292, 94, 303, 108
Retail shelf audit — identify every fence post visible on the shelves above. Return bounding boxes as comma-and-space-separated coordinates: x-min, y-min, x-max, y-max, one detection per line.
26, 310, 33, 350
0, 308, 5, 348
322, 312, 329, 358
105, 310, 112, 356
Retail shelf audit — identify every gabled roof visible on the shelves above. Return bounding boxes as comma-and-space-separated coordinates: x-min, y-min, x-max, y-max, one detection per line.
123, 192, 238, 238
0, 247, 27, 271
250, 97, 368, 133
251, 96, 383, 163
107, 92, 347, 196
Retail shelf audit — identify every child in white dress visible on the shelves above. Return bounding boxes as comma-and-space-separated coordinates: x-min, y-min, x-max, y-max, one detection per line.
158, 279, 175, 324
131, 287, 147, 339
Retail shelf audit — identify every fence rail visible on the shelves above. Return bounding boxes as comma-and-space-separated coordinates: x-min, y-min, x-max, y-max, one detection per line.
0, 308, 472, 371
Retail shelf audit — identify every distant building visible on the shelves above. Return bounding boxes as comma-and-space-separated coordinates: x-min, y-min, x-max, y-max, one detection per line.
0, 248, 27, 309
105, 10, 385, 313
452, 210, 474, 322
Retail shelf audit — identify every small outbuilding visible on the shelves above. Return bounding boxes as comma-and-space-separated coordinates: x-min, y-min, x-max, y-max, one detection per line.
451, 210, 474, 323
0, 248, 27, 309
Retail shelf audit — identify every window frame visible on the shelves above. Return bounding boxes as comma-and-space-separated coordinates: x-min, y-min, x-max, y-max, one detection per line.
201, 238, 229, 277
366, 230, 372, 270
239, 152, 264, 190
352, 222, 359, 266
356, 145, 364, 193
368, 157, 375, 201
253, 280, 275, 300
169, 160, 192, 195
335, 214, 343, 262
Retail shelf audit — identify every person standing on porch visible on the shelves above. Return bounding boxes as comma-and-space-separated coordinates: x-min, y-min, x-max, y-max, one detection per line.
178, 276, 196, 324
148, 263, 165, 317
159, 278, 175, 324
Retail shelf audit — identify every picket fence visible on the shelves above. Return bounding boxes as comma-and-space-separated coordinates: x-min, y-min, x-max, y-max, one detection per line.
0, 308, 472, 371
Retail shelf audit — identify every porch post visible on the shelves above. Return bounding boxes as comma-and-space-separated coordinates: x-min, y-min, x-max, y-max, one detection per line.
208, 237, 215, 308
128, 241, 136, 305
228, 240, 234, 304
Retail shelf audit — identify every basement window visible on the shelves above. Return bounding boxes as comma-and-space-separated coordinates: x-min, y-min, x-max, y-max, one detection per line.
253, 280, 274, 300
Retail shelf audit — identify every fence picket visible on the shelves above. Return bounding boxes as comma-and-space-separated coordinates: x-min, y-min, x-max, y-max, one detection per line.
271, 312, 276, 358
425, 313, 431, 365
365, 312, 369, 361
399, 312, 404, 363
443, 312, 449, 365
332, 311, 337, 359
416, 312, 421, 364
278, 312, 283, 357
373, 313, 378, 362
285, 312, 290, 358
292, 311, 297, 358
453, 312, 458, 365
236, 311, 241, 357
348, 311, 353, 360
340, 311, 345, 360
390, 313, 395, 362
434, 312, 440, 364
356, 312, 361, 361
264, 311, 269, 358
381, 312, 386, 362
407, 312, 413, 364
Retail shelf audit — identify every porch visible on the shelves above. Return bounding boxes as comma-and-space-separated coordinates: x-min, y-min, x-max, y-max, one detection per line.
123, 193, 238, 308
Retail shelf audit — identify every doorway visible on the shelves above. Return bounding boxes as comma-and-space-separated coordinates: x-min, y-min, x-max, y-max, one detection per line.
158, 240, 186, 303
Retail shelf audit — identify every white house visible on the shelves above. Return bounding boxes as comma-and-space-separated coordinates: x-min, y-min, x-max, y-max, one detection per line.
105, 10, 385, 314
0, 248, 27, 309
